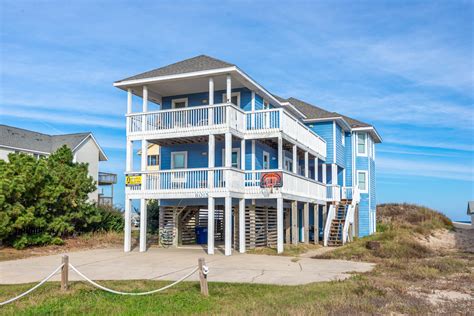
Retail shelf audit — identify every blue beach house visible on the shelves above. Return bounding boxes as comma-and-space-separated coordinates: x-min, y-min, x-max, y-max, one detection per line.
114, 55, 382, 255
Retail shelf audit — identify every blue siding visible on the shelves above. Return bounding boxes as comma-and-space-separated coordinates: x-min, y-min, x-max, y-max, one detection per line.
308, 121, 334, 163
255, 93, 263, 110
162, 88, 252, 111
335, 123, 345, 167
356, 142, 370, 237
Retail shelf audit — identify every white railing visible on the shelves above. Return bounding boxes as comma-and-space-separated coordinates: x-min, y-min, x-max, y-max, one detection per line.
342, 204, 355, 244
126, 103, 245, 134
323, 204, 335, 246
341, 186, 360, 202
246, 109, 280, 131
326, 185, 341, 201
243, 169, 326, 201
126, 168, 245, 194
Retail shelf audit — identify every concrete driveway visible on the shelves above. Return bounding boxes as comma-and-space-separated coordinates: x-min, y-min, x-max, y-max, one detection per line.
0, 247, 374, 285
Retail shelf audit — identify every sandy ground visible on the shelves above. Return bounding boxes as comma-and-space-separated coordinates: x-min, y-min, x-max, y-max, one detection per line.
417, 227, 474, 253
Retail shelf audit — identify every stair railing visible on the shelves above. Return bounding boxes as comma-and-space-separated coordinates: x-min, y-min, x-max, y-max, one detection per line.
323, 204, 336, 246
342, 187, 360, 244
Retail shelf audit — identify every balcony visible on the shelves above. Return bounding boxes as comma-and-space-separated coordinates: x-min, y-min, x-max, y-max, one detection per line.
127, 104, 326, 159
126, 167, 327, 203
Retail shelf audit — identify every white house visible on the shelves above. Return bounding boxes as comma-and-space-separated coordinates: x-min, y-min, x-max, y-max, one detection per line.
0, 124, 109, 202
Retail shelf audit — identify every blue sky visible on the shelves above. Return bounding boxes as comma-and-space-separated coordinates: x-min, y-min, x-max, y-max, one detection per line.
1, 0, 473, 221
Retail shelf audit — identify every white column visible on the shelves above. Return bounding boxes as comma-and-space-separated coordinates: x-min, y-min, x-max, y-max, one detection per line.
225, 196, 232, 256
142, 86, 148, 112
251, 91, 255, 111
303, 203, 309, 244
322, 163, 327, 184
251, 140, 256, 170
141, 140, 148, 192
304, 151, 309, 178
241, 139, 246, 170
226, 75, 232, 103
208, 134, 215, 189
332, 164, 338, 185
127, 88, 132, 114
225, 132, 232, 168
139, 198, 147, 252
277, 197, 284, 253
292, 144, 297, 174
207, 197, 215, 255
209, 77, 214, 126
314, 158, 318, 181
278, 136, 283, 169
124, 198, 132, 252
239, 198, 246, 253
126, 140, 133, 172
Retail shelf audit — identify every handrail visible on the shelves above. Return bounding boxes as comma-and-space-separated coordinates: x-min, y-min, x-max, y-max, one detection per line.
280, 109, 327, 144
125, 167, 245, 175
323, 204, 335, 246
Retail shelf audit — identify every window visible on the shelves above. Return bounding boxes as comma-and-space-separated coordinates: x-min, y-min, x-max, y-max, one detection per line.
263, 151, 270, 169
357, 133, 367, 155
284, 157, 293, 172
222, 92, 240, 107
341, 130, 345, 146
221, 148, 241, 168
171, 152, 187, 169
357, 171, 368, 192
172, 98, 188, 109
147, 155, 159, 166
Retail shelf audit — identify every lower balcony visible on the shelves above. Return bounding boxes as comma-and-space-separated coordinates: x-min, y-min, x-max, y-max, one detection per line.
125, 168, 327, 203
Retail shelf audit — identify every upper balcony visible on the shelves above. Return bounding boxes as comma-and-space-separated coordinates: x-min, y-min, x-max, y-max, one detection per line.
127, 104, 326, 159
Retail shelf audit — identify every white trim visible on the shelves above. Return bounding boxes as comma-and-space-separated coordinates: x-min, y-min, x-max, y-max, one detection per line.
221, 148, 241, 168
357, 170, 368, 193
356, 132, 368, 157
251, 91, 255, 111
73, 133, 108, 162
262, 151, 270, 169
284, 156, 293, 172
341, 129, 345, 146
171, 151, 188, 169
0, 145, 50, 156
333, 121, 336, 162
352, 127, 382, 143
222, 91, 241, 107
303, 117, 352, 131
171, 97, 188, 109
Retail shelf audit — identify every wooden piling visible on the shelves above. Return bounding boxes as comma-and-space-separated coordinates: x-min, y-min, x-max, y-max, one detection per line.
61, 255, 69, 291
198, 258, 209, 296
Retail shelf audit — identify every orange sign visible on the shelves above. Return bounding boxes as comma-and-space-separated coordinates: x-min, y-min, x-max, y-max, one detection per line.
260, 172, 283, 188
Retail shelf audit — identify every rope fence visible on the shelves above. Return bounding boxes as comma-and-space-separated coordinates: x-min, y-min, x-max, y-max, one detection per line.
0, 255, 209, 306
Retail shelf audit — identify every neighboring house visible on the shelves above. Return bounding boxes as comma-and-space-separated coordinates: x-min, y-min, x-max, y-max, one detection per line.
0, 124, 111, 203
137, 143, 160, 171
115, 55, 381, 255
468, 201, 474, 226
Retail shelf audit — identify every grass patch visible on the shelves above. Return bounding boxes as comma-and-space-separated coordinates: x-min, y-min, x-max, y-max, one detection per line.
246, 243, 321, 257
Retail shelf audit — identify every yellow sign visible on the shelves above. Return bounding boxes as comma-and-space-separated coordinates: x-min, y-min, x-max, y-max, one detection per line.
126, 175, 142, 186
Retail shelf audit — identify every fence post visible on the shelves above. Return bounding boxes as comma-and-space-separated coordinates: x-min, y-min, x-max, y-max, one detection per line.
198, 258, 209, 296
61, 255, 69, 291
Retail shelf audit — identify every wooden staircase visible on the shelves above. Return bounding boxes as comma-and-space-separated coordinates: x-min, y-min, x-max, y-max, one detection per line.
327, 201, 349, 247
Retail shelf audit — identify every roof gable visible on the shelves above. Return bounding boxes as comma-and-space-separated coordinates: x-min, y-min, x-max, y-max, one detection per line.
116, 55, 235, 83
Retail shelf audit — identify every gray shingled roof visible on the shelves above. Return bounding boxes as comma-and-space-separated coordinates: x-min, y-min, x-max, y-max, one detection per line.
286, 97, 372, 128
0, 125, 91, 154
116, 55, 235, 83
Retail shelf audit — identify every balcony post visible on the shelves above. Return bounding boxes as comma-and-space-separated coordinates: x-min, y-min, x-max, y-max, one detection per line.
291, 200, 298, 245
332, 164, 338, 185
304, 151, 309, 178
277, 197, 284, 253
314, 157, 319, 181
303, 203, 309, 244
124, 198, 132, 252
127, 88, 132, 114
322, 163, 327, 184
239, 198, 246, 253
142, 86, 148, 132
225, 133, 232, 168
224, 196, 232, 256
292, 144, 297, 174
208, 134, 215, 189
139, 198, 147, 252
207, 197, 215, 255
209, 77, 214, 126
313, 204, 319, 244
226, 75, 232, 103
241, 139, 246, 170
278, 136, 283, 170
141, 139, 148, 191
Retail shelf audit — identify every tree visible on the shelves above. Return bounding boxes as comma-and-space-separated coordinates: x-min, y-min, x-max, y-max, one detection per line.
0, 146, 103, 248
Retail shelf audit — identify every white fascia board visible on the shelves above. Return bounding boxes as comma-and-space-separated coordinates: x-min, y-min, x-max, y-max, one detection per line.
113, 67, 238, 88
279, 101, 308, 119
352, 127, 382, 143
73, 134, 109, 161
304, 117, 351, 131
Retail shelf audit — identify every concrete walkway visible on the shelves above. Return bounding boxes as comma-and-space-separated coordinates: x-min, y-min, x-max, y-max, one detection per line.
0, 247, 374, 285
